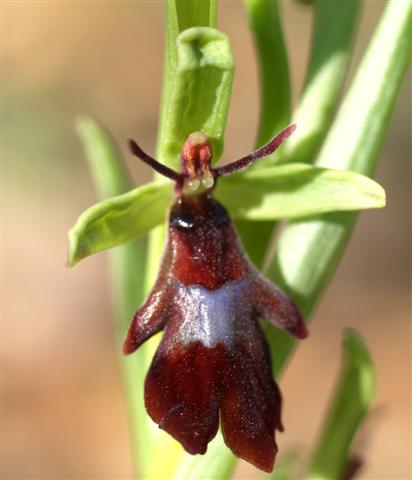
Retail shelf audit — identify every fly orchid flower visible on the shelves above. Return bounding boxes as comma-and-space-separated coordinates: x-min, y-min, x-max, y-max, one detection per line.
123, 125, 308, 472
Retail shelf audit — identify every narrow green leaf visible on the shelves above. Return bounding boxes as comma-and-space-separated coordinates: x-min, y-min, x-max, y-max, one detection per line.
157, 27, 234, 169
217, 164, 385, 221
75, 116, 147, 480
243, 0, 291, 148
284, 0, 362, 165
316, 2, 412, 176
307, 329, 375, 480
68, 181, 172, 266
265, 0, 412, 374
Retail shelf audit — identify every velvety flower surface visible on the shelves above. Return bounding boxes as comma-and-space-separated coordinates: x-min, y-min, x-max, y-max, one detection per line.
124, 194, 308, 472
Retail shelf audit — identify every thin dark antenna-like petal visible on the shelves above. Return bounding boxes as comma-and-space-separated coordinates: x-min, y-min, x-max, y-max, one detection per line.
129, 139, 181, 181
214, 124, 296, 177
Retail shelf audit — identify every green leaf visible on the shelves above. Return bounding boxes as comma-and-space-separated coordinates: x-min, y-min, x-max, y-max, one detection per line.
68, 181, 173, 267
75, 116, 148, 479
265, 0, 412, 374
217, 164, 385, 221
307, 330, 375, 480
283, 0, 362, 165
316, 2, 412, 176
243, 0, 291, 148
157, 27, 234, 169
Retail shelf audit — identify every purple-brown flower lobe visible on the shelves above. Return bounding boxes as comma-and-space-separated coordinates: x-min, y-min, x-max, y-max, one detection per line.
124, 126, 308, 472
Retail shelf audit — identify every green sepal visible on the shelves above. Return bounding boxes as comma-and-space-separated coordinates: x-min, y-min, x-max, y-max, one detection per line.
68, 181, 173, 266
216, 164, 385, 221
68, 164, 385, 266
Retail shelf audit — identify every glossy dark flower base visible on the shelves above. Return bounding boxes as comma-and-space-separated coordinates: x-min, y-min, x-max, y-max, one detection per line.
124, 194, 307, 472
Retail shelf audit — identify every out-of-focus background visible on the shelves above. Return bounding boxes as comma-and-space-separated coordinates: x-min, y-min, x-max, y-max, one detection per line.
3, 1, 411, 479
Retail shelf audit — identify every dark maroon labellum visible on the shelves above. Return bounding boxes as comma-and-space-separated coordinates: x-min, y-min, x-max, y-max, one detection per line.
124, 125, 308, 473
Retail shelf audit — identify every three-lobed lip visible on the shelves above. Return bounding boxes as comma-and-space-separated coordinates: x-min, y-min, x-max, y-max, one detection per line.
123, 253, 307, 472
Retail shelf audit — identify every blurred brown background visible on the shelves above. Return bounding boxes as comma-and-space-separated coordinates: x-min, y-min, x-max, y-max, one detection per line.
3, 1, 411, 479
